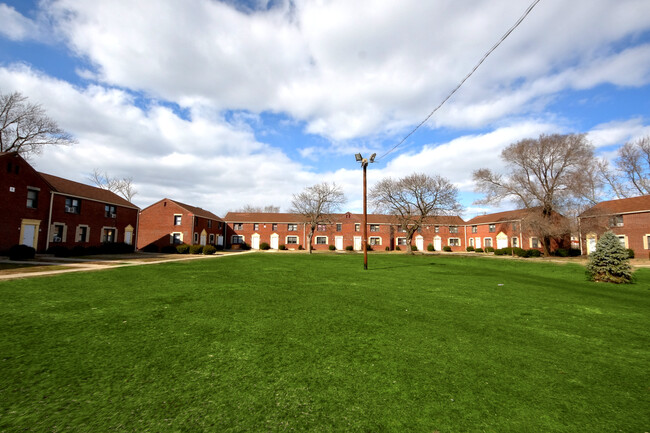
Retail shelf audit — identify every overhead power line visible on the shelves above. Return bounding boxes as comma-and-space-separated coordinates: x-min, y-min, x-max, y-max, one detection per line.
377, 0, 542, 161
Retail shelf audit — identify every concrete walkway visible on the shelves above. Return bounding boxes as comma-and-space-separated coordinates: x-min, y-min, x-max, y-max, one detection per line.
0, 251, 254, 281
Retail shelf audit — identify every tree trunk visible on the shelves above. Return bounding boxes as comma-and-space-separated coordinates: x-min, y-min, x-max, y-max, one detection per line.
307, 226, 315, 254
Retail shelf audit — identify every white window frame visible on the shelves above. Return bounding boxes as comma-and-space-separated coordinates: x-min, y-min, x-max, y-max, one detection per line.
231, 235, 244, 244
484, 237, 493, 248
102, 226, 117, 243
286, 235, 299, 245
171, 232, 183, 244
315, 236, 327, 245
209, 234, 215, 244
369, 236, 382, 246
76, 224, 90, 243
174, 214, 182, 226
448, 237, 461, 247
397, 237, 407, 246
288, 224, 298, 231
529, 237, 539, 249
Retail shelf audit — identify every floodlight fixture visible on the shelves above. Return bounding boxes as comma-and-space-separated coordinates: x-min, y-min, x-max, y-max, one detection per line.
355, 153, 363, 162
369, 153, 376, 163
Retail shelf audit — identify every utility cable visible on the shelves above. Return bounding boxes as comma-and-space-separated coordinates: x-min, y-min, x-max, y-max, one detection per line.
376, 0, 542, 161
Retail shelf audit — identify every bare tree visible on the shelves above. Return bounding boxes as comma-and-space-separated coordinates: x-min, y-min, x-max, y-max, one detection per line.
90, 169, 138, 202
472, 133, 597, 254
290, 182, 346, 254
236, 204, 281, 213
0, 91, 76, 157
370, 173, 462, 254
599, 136, 650, 198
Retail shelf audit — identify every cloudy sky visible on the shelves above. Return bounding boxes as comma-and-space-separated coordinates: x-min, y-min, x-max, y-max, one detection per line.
2, 0, 650, 218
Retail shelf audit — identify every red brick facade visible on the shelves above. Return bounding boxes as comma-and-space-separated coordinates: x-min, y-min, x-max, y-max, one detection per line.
579, 195, 650, 258
0, 152, 139, 253
0, 153, 52, 253
137, 198, 224, 250
223, 212, 468, 251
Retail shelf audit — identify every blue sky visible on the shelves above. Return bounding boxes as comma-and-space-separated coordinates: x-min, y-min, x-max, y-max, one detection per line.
1, 0, 650, 217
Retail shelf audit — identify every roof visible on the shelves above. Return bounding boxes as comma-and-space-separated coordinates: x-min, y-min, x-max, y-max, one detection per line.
224, 211, 465, 225
39, 173, 139, 209
171, 199, 223, 221
580, 195, 650, 218
465, 208, 538, 225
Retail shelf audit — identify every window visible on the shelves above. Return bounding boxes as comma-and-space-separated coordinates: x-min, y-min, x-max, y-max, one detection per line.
610, 215, 624, 227
449, 238, 460, 246
287, 224, 297, 231
208, 220, 212, 228
471, 225, 478, 233
253, 223, 259, 231
469, 238, 474, 247
488, 224, 495, 233
317, 224, 327, 231
512, 223, 519, 231
484, 238, 493, 248
26, 189, 38, 209
398, 226, 407, 233
336, 223, 342, 232
369, 237, 381, 246
397, 237, 407, 245
231, 235, 244, 244
512, 237, 519, 248
355, 223, 360, 232
78, 226, 88, 243
449, 226, 458, 234
370, 224, 379, 232
209, 234, 215, 244
316, 236, 327, 244
105, 205, 116, 218
434, 226, 439, 233
233, 223, 243, 230
286, 236, 298, 244
52, 224, 64, 243
174, 215, 182, 226
617, 235, 626, 247
647, 235, 650, 249
194, 232, 199, 243
272, 223, 277, 231
172, 233, 182, 244
530, 238, 539, 248
103, 228, 116, 243
65, 197, 80, 214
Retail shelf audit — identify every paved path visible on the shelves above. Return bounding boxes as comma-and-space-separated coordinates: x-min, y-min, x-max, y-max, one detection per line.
0, 251, 254, 281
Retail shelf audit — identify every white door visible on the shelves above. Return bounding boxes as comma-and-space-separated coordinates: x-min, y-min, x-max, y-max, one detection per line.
475, 237, 481, 249
200, 233, 207, 246
251, 234, 260, 250
587, 237, 597, 254
433, 236, 442, 251
353, 236, 362, 251
217, 235, 224, 246
270, 234, 279, 249
22, 224, 36, 247
496, 232, 508, 249
415, 235, 424, 251
335, 236, 343, 250
124, 231, 133, 245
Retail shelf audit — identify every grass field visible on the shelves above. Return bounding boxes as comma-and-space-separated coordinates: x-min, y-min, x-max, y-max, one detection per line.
0, 253, 648, 432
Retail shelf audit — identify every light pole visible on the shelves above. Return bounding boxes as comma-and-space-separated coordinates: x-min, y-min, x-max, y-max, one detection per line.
355, 152, 376, 270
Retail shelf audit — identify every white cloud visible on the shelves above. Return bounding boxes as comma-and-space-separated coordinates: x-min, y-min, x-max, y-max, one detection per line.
0, 4, 41, 41
587, 119, 650, 149
37, 0, 650, 141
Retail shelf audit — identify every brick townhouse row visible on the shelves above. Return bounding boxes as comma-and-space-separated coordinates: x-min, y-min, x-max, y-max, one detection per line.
0, 152, 139, 253
578, 194, 650, 258
4, 150, 648, 257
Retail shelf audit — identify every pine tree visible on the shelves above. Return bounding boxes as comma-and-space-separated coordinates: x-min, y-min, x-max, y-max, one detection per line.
586, 231, 633, 284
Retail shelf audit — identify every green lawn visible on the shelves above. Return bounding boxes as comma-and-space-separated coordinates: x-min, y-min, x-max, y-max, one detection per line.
1, 254, 648, 432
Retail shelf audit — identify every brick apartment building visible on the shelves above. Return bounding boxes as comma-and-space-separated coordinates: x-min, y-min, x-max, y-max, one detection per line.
0, 152, 139, 253
223, 211, 468, 251
578, 195, 650, 258
465, 208, 570, 252
137, 198, 224, 250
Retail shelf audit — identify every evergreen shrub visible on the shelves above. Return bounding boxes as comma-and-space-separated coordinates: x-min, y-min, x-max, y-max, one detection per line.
9, 244, 36, 261
443, 246, 452, 252
328, 245, 336, 251
161, 245, 177, 254
474, 247, 484, 253
427, 243, 435, 252
586, 231, 633, 283
260, 242, 270, 250
203, 245, 217, 255
466, 246, 475, 252
176, 244, 190, 254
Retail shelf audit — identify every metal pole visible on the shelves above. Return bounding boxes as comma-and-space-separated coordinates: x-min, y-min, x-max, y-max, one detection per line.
363, 160, 368, 270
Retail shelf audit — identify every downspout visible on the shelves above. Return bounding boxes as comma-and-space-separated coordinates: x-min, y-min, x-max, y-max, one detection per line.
192, 215, 196, 245
45, 191, 54, 252
134, 210, 140, 251
303, 223, 306, 250
578, 217, 583, 255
